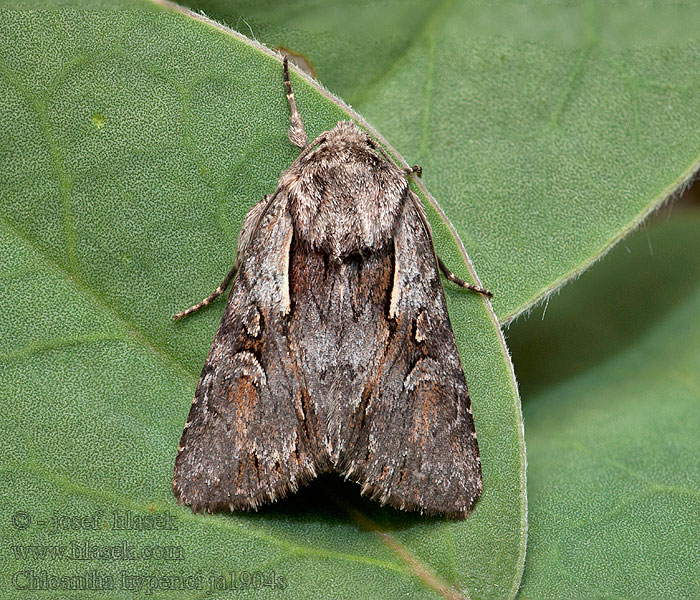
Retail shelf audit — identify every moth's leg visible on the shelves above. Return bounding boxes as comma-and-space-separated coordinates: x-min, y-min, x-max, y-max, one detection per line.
437, 256, 493, 298
283, 56, 308, 149
401, 164, 422, 178
173, 262, 239, 321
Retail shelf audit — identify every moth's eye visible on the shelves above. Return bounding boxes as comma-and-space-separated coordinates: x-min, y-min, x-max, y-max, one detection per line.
366, 139, 377, 149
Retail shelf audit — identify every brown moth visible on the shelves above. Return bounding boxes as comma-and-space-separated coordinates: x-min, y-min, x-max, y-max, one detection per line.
172, 57, 492, 518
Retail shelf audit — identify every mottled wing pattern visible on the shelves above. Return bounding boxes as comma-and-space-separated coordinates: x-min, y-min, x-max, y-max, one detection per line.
285, 230, 396, 469
338, 192, 482, 518
173, 191, 323, 512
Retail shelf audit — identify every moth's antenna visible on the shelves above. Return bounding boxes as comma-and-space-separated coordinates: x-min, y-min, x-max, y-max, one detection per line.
283, 56, 308, 149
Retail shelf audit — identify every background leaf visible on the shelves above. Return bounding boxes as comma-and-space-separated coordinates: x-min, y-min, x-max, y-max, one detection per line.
0, 2, 524, 598
508, 212, 700, 598
186, 0, 700, 322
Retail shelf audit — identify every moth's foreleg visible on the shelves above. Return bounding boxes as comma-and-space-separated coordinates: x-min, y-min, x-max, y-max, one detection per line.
437, 256, 493, 298
401, 164, 422, 178
282, 56, 308, 150
173, 262, 239, 321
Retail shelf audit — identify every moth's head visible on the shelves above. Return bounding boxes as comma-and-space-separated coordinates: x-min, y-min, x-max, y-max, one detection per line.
288, 121, 406, 199
312, 121, 387, 165
283, 120, 408, 257
324, 120, 368, 143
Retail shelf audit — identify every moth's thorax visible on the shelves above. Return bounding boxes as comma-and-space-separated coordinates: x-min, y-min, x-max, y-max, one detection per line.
280, 121, 407, 258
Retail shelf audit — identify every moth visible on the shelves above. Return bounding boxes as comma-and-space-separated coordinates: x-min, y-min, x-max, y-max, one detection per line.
172, 57, 492, 518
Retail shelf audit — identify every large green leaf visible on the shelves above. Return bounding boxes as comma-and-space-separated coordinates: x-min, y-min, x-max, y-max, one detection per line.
0, 2, 524, 598
185, 0, 700, 322
508, 213, 700, 598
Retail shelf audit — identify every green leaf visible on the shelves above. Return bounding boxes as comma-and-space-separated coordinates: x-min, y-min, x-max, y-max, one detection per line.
0, 3, 524, 598
185, 0, 700, 322
508, 213, 700, 598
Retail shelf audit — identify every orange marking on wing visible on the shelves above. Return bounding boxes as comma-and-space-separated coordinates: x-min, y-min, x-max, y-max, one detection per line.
230, 376, 258, 437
